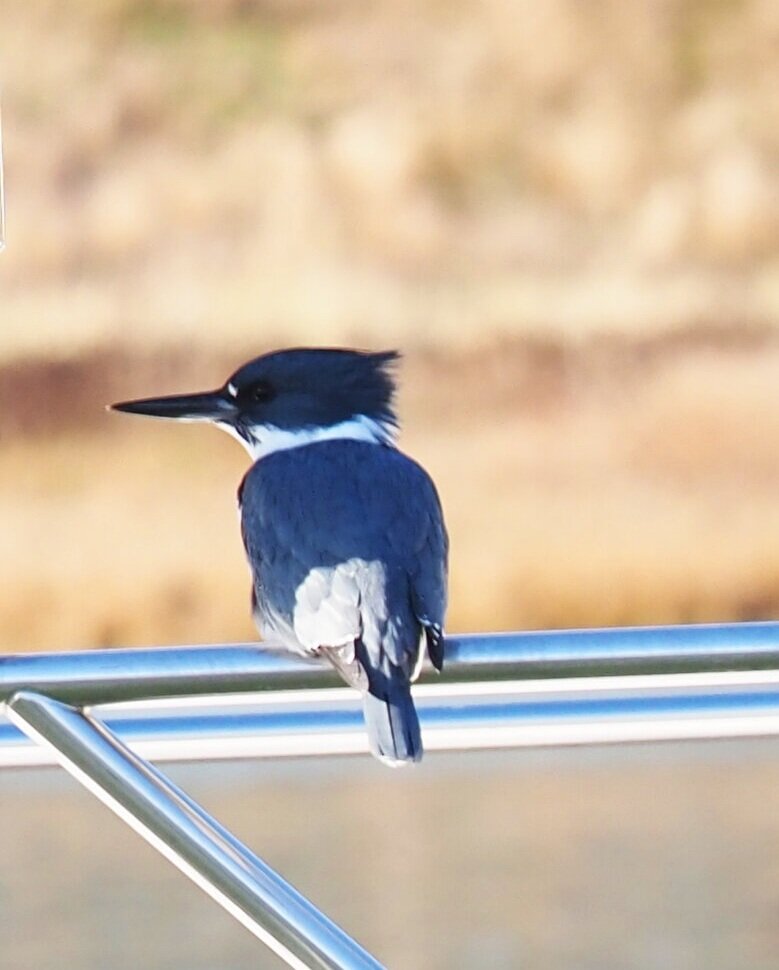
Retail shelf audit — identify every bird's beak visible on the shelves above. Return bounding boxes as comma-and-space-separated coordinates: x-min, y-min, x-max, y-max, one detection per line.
110, 389, 236, 423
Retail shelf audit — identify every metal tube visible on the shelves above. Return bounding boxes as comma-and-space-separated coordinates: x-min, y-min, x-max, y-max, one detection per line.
443, 622, 779, 678
4, 672, 779, 768
2, 622, 779, 706
0, 644, 333, 706
6, 691, 385, 970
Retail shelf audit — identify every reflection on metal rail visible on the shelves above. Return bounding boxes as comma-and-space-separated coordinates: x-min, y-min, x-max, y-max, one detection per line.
5, 670, 779, 767
3, 621, 779, 969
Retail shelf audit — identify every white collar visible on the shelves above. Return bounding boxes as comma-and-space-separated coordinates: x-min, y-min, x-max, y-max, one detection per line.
218, 414, 395, 461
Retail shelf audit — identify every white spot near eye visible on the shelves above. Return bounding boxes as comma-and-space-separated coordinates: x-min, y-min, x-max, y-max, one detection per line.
226, 382, 238, 398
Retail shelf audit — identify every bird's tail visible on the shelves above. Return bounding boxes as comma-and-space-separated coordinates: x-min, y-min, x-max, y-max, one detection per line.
362, 681, 422, 766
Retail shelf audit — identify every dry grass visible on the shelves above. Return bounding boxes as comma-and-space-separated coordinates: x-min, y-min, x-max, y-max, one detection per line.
0, 0, 777, 362
0, 1, 777, 647
2, 334, 779, 650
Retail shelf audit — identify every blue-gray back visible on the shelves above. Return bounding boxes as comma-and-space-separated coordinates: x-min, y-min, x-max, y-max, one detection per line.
239, 439, 447, 673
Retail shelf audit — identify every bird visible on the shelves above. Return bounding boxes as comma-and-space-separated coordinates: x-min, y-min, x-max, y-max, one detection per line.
111, 348, 448, 765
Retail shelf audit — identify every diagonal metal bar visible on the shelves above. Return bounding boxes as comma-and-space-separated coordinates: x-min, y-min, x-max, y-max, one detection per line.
6, 691, 385, 970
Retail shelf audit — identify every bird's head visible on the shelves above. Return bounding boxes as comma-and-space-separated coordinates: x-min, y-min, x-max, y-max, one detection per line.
111, 347, 400, 459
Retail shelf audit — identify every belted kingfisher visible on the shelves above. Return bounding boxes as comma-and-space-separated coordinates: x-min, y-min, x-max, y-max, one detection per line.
112, 348, 448, 765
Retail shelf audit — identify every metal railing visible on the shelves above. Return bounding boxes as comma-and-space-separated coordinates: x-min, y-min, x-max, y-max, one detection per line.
3, 621, 779, 968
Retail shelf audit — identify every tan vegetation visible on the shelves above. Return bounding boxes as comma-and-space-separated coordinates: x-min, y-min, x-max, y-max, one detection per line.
2, 332, 779, 650
0, 1, 777, 649
0, 0, 777, 360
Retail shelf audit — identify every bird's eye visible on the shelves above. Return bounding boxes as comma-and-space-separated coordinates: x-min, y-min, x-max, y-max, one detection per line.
251, 381, 275, 404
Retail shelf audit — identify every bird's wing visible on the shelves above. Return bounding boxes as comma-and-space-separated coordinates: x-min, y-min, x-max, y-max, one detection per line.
372, 447, 448, 670
406, 481, 448, 671
240, 452, 372, 656
252, 557, 370, 691
291, 558, 363, 650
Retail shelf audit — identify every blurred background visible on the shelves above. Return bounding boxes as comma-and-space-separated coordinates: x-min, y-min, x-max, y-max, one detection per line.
1, 1, 778, 967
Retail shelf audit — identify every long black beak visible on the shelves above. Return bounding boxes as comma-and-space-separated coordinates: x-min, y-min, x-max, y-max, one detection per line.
110, 389, 236, 422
